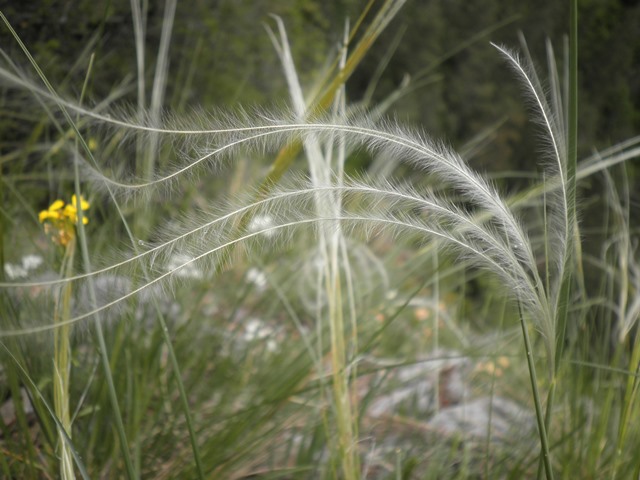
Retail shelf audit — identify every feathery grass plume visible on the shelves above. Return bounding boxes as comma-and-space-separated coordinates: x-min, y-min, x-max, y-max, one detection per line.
0, 98, 557, 476
597, 165, 640, 479
491, 43, 569, 299
0, 94, 551, 341
600, 168, 640, 343
0, 72, 582, 364
2, 177, 544, 343
491, 38, 577, 479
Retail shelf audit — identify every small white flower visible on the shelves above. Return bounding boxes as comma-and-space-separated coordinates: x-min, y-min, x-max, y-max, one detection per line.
166, 253, 203, 279
243, 318, 279, 353
266, 339, 278, 352
244, 318, 262, 339
4, 263, 27, 279
246, 268, 267, 291
3, 254, 44, 279
248, 214, 276, 238
22, 254, 43, 270
244, 318, 274, 341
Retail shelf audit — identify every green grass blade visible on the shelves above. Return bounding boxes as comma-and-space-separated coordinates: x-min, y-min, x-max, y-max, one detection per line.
0, 11, 139, 479
519, 302, 554, 480
0, 342, 91, 480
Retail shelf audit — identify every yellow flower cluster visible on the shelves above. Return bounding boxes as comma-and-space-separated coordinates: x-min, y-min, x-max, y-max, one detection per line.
39, 195, 90, 246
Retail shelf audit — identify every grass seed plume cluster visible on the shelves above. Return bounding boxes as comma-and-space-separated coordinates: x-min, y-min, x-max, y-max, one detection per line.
1, 1, 639, 479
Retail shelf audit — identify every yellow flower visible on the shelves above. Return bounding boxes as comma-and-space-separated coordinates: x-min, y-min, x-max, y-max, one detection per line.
63, 195, 90, 225
39, 195, 90, 246
38, 199, 65, 222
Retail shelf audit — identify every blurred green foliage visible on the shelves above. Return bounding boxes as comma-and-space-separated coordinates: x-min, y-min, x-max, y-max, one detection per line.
1, 1, 638, 173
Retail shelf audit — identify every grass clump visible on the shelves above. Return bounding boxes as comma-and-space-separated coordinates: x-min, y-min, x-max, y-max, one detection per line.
1, 1, 639, 478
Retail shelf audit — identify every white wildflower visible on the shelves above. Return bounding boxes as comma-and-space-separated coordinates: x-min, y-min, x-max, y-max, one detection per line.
246, 267, 267, 291
3, 254, 44, 279
166, 253, 203, 279
248, 214, 276, 238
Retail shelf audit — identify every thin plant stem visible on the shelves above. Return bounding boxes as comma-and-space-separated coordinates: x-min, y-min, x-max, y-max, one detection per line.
78, 48, 205, 480
536, 379, 556, 480
433, 247, 440, 413
554, 0, 579, 369
540, 3, 579, 475
73, 180, 137, 479
567, 0, 578, 208
613, 333, 640, 478
326, 265, 360, 480
0, 155, 4, 284
152, 304, 206, 479
71, 53, 138, 480
0, 343, 91, 480
53, 237, 76, 480
518, 302, 554, 480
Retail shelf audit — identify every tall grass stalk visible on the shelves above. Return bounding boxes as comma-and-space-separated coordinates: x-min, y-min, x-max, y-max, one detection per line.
0, 12, 138, 478
544, 2, 577, 477
132, 0, 177, 238
269, 16, 361, 477
491, 9, 581, 472
147, 0, 176, 175
71, 34, 206, 480
0, 343, 91, 480
518, 300, 553, 480
254, 0, 406, 199
106, 4, 205, 470
52, 237, 76, 480
52, 53, 96, 480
